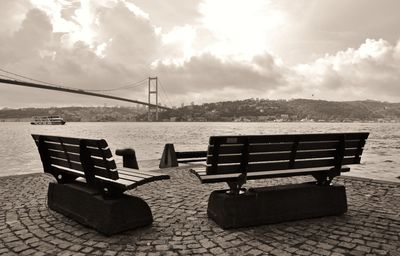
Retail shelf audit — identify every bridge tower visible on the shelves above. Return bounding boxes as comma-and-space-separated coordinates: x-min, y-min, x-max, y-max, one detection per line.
147, 77, 159, 121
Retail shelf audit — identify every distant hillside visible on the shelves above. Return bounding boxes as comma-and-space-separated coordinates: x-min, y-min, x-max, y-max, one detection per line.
3, 99, 400, 122
148, 99, 400, 122
0, 106, 146, 122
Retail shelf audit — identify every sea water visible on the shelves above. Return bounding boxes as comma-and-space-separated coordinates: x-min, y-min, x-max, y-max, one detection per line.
0, 122, 399, 182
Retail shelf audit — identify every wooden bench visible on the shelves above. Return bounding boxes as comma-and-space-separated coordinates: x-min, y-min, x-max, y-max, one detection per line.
190, 132, 369, 228
32, 134, 170, 235
159, 143, 207, 168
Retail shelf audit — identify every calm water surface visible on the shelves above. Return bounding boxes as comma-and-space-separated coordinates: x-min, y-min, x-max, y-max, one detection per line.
0, 122, 399, 182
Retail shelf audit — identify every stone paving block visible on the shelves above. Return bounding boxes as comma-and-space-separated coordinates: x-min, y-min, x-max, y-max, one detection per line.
32, 252, 46, 256
246, 248, 264, 256
0, 168, 399, 255
0, 248, 9, 254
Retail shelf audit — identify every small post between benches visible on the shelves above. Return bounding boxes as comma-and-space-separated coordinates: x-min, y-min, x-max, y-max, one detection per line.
159, 143, 207, 168
115, 148, 139, 169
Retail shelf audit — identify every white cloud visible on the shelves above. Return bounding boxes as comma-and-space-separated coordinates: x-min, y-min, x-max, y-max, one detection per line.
161, 25, 197, 62
123, 0, 149, 19
198, 0, 286, 59
293, 39, 400, 101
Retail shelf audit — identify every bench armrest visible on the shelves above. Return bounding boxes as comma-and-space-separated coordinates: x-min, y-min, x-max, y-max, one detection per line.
115, 148, 139, 169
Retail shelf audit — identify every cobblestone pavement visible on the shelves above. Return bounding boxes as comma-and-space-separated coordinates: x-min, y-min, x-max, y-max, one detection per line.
0, 163, 399, 256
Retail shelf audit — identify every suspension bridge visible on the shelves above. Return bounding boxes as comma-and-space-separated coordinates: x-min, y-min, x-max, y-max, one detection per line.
0, 68, 172, 121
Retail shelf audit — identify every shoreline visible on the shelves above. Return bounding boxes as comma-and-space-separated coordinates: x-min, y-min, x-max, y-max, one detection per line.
2, 120, 400, 123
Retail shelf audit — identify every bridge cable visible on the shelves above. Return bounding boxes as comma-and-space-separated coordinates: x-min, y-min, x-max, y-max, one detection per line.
158, 79, 173, 108
86, 78, 148, 92
0, 67, 147, 95
0, 73, 22, 81
0, 67, 82, 90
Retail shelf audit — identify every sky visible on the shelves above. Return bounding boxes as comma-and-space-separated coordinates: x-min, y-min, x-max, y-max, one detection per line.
0, 0, 400, 108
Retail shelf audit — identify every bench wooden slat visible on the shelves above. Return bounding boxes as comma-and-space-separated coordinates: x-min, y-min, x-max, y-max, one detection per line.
96, 172, 170, 190
95, 176, 135, 190
123, 174, 170, 189
191, 167, 206, 175
34, 134, 108, 150
52, 165, 86, 178
117, 169, 170, 183
44, 143, 118, 180
32, 134, 112, 158
50, 157, 84, 171
208, 140, 363, 155
176, 151, 208, 159
43, 141, 114, 159
47, 149, 81, 162
193, 166, 351, 183
92, 166, 119, 179
35, 134, 108, 148
90, 156, 117, 170
86, 147, 113, 158
178, 158, 207, 163
119, 167, 171, 178
118, 169, 154, 179
45, 142, 80, 154
209, 132, 369, 144
206, 157, 357, 174
118, 169, 170, 183
43, 136, 80, 146
298, 140, 361, 150
206, 148, 360, 164
116, 172, 145, 182
50, 158, 122, 179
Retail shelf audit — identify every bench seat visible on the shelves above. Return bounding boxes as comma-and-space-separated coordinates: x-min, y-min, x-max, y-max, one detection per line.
191, 165, 350, 184
54, 166, 169, 191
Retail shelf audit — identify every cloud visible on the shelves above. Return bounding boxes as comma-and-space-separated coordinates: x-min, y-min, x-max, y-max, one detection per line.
293, 39, 400, 101
154, 53, 286, 97
0, 0, 32, 35
130, 0, 202, 30
198, 0, 286, 59
1, 0, 400, 108
154, 38, 400, 104
0, 8, 52, 64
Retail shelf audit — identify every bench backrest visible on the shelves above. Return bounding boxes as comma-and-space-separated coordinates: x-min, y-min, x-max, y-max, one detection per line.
32, 134, 118, 184
206, 132, 369, 175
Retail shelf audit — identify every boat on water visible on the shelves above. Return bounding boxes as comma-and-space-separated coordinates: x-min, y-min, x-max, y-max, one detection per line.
30, 116, 66, 125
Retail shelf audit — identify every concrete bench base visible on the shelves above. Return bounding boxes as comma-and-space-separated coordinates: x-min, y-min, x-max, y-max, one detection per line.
47, 182, 153, 235
207, 183, 347, 229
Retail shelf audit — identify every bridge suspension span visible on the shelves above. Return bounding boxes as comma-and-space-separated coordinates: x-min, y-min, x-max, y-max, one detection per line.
0, 68, 172, 121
